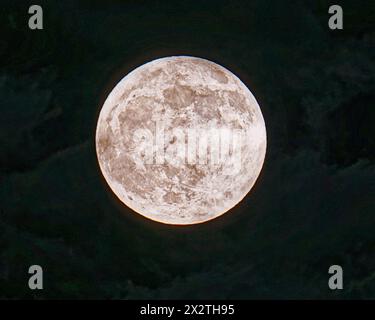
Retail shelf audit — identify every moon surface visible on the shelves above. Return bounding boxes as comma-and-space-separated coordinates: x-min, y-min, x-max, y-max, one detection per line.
96, 56, 266, 225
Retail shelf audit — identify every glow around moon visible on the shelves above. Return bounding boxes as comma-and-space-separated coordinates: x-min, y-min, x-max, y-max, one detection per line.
96, 56, 266, 225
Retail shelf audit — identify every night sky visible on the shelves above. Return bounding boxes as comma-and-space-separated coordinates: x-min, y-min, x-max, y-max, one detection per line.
0, 0, 374, 299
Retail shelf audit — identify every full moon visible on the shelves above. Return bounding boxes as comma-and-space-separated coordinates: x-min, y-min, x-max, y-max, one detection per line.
96, 56, 266, 225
